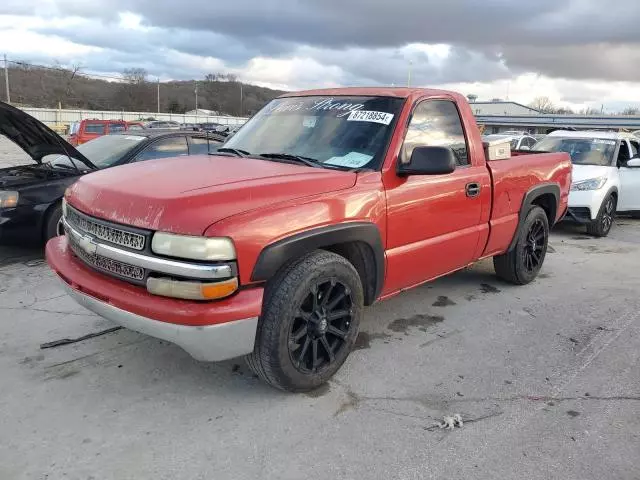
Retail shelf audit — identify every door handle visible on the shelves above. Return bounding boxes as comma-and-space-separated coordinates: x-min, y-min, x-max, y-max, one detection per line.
465, 182, 481, 198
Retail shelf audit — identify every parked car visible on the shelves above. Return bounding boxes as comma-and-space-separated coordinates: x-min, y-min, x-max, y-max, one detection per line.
532, 130, 640, 236
126, 121, 146, 131
199, 122, 223, 132
68, 119, 128, 146
145, 120, 181, 130
46, 87, 571, 391
225, 125, 242, 138
180, 123, 201, 131
482, 133, 538, 151
0, 102, 224, 244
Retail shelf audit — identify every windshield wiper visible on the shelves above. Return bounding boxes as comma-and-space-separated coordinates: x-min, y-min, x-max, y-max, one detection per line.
216, 147, 251, 157
258, 153, 321, 168
49, 163, 84, 171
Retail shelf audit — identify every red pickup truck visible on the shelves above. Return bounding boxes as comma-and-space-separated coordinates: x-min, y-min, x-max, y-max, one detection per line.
46, 87, 571, 392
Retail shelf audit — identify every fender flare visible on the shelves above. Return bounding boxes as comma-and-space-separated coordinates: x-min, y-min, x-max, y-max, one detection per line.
251, 222, 385, 302
508, 183, 560, 251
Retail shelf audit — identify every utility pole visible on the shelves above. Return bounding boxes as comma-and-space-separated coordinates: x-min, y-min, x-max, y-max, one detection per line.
156, 77, 160, 113
195, 81, 198, 111
239, 81, 243, 117
3, 54, 10, 103
407, 60, 413, 87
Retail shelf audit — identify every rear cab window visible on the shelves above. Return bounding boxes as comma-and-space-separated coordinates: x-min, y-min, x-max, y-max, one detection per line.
83, 123, 106, 135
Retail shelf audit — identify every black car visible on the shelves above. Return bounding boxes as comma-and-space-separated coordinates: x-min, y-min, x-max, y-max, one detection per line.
0, 102, 224, 244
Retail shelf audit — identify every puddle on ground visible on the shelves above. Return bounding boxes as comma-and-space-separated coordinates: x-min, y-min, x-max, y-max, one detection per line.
387, 314, 444, 333
480, 283, 501, 294
353, 331, 392, 350
432, 296, 456, 307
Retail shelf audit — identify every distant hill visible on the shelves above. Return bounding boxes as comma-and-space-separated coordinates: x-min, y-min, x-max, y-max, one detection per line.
3, 65, 285, 116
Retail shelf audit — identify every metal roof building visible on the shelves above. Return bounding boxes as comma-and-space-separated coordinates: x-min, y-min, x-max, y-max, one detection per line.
476, 114, 640, 134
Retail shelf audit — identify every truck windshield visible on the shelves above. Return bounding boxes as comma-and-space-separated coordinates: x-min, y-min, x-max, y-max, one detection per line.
532, 137, 616, 166
223, 96, 405, 170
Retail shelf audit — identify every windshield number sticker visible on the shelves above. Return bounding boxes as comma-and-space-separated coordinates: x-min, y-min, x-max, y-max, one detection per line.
347, 110, 394, 125
593, 139, 616, 145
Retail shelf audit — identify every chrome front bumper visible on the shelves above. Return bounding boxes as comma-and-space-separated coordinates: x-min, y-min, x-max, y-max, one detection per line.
61, 281, 258, 361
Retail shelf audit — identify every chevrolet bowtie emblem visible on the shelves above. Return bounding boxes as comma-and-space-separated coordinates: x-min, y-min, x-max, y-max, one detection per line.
77, 233, 98, 255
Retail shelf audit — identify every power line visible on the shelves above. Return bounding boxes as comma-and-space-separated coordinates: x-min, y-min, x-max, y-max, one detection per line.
6, 59, 128, 82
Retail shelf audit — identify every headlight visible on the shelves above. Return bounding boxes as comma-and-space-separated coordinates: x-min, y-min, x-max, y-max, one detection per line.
147, 277, 238, 300
571, 177, 607, 191
0, 191, 19, 208
151, 232, 236, 261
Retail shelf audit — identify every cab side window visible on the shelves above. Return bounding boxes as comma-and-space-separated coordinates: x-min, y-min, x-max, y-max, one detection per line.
402, 100, 469, 166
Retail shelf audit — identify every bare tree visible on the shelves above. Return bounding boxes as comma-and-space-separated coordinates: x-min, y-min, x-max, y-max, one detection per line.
529, 96, 555, 113
118, 68, 152, 111
123, 68, 148, 85
620, 106, 640, 116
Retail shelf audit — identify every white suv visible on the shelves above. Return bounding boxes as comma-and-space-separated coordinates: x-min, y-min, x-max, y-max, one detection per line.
533, 130, 640, 237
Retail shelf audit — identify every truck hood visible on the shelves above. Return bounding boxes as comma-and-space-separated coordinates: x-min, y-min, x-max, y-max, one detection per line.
0, 101, 96, 169
67, 155, 357, 235
570, 164, 613, 182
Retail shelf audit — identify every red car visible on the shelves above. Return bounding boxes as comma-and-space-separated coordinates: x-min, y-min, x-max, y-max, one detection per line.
68, 119, 127, 145
47, 87, 571, 391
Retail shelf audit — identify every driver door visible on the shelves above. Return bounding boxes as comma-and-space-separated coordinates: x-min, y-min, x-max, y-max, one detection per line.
618, 139, 640, 211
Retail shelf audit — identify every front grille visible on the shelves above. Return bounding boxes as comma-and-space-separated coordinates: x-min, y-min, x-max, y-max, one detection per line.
68, 230, 145, 281
66, 206, 146, 251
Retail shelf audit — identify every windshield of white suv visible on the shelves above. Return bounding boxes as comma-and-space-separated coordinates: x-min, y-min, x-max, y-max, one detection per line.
532, 136, 616, 166
223, 95, 405, 170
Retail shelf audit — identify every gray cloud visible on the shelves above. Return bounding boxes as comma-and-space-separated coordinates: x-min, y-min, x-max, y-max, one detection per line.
4, 0, 640, 86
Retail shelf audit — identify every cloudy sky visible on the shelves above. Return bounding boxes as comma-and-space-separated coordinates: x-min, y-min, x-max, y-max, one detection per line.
2, 0, 640, 112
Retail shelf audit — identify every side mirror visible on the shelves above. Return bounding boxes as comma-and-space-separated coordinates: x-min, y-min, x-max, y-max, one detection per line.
627, 158, 640, 168
397, 146, 457, 176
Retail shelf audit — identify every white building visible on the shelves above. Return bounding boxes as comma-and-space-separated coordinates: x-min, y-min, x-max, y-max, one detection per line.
468, 101, 540, 116
185, 108, 220, 116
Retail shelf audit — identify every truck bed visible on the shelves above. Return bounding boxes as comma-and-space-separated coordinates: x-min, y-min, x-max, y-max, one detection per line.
481, 152, 572, 256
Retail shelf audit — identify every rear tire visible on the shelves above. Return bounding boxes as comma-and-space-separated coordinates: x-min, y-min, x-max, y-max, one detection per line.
494, 206, 549, 285
586, 195, 616, 237
43, 203, 64, 243
245, 250, 363, 392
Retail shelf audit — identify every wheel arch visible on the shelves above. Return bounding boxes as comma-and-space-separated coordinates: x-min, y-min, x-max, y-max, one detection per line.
508, 184, 559, 251
251, 222, 385, 306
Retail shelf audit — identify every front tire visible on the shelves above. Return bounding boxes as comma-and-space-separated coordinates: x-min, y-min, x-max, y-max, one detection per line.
245, 250, 363, 392
586, 194, 616, 237
43, 203, 64, 242
494, 206, 549, 285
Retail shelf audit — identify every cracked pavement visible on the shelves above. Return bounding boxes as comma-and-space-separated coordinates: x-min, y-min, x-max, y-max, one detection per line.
1, 222, 638, 480
0, 142, 639, 479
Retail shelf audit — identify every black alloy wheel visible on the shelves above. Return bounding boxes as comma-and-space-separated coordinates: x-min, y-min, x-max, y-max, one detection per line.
600, 196, 615, 233
522, 218, 546, 273
288, 279, 354, 374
